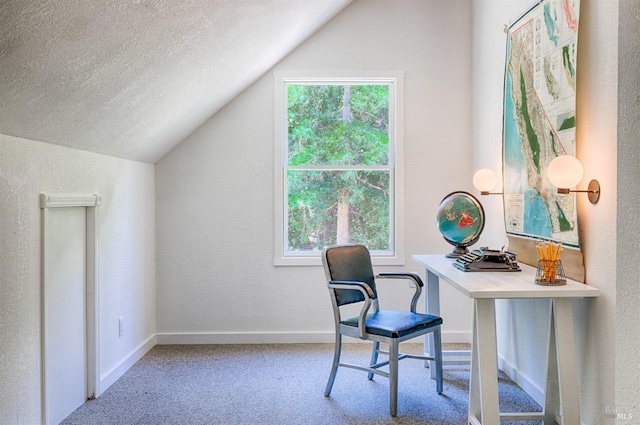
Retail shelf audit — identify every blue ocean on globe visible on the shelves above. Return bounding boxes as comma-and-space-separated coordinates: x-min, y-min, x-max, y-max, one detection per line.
437, 194, 483, 245
439, 220, 478, 244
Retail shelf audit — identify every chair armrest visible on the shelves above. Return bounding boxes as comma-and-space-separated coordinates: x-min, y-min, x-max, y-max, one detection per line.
376, 272, 424, 287
328, 280, 374, 339
375, 272, 424, 313
328, 280, 375, 298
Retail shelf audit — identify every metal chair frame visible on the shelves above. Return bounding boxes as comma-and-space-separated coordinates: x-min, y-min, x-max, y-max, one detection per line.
322, 245, 443, 416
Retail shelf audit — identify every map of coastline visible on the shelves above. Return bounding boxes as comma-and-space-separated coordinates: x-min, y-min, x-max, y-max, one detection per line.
503, 0, 580, 248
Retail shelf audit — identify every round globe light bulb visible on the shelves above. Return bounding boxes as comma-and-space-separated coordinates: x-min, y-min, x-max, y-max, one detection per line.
473, 168, 498, 193
547, 155, 584, 188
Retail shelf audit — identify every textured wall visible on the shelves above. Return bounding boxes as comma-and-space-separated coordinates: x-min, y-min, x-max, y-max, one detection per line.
0, 135, 156, 423
569, 0, 618, 421
155, 0, 475, 342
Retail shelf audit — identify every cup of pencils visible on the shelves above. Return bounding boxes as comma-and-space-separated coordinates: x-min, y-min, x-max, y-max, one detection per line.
535, 241, 566, 285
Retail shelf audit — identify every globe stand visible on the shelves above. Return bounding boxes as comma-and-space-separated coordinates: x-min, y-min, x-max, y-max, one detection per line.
446, 245, 469, 258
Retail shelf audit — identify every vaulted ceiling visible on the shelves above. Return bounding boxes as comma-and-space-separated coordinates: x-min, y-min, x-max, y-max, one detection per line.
0, 0, 352, 163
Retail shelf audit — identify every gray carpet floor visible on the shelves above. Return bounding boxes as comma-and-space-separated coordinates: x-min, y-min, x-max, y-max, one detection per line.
62, 343, 543, 424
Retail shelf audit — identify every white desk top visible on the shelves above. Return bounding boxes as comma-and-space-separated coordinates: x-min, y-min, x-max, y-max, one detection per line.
412, 254, 600, 299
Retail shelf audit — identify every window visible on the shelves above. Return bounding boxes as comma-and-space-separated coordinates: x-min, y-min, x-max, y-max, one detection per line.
274, 71, 404, 266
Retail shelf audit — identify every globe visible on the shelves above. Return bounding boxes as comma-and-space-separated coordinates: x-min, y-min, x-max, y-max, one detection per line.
436, 191, 485, 258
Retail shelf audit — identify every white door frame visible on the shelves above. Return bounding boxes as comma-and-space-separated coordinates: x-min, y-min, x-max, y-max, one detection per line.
40, 194, 101, 425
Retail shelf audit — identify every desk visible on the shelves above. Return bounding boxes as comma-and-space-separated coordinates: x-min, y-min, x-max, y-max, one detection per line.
412, 255, 600, 425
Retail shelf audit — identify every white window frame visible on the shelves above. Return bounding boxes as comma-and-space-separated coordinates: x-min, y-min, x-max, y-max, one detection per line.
274, 70, 405, 266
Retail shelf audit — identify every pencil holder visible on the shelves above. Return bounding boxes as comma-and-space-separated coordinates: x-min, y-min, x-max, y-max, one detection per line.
535, 260, 566, 286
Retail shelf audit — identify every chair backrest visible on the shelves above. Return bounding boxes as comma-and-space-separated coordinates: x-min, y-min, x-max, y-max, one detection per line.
322, 244, 378, 307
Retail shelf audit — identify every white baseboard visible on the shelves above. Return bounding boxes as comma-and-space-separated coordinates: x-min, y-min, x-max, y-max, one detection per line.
497, 354, 544, 406
156, 331, 335, 344
99, 334, 156, 395
155, 331, 472, 345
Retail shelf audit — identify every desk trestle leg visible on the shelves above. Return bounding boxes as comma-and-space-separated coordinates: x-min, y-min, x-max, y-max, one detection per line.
468, 299, 500, 425
543, 298, 580, 425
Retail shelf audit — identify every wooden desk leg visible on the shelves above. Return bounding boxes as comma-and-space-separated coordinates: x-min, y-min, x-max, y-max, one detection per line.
468, 299, 500, 425
425, 270, 440, 378
552, 298, 581, 425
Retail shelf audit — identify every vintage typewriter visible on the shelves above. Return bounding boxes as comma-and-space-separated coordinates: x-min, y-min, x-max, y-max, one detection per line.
453, 247, 521, 272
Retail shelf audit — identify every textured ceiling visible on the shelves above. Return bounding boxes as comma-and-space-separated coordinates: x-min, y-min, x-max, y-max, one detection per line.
0, 0, 352, 163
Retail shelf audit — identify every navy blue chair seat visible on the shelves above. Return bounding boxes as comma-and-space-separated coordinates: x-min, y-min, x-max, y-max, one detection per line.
341, 311, 443, 339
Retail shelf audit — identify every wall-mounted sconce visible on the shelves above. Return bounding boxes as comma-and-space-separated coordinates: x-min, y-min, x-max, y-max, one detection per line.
473, 168, 502, 195
546, 155, 600, 204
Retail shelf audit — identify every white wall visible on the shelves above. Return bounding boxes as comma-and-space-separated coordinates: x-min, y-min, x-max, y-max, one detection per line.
0, 134, 156, 424
471, 0, 619, 423
155, 0, 475, 343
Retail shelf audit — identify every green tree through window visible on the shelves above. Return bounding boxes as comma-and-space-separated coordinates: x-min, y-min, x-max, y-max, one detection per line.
285, 84, 392, 252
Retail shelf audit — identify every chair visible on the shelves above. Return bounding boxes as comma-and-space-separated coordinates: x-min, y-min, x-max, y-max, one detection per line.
322, 244, 443, 416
